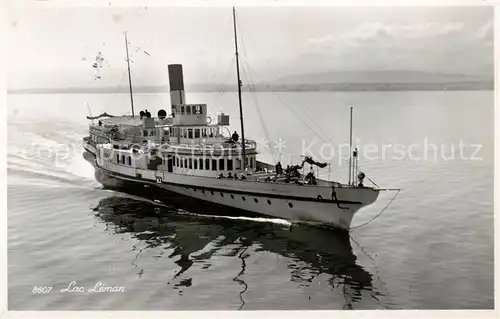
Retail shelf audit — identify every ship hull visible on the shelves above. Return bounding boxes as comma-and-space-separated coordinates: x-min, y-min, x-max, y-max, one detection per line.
85, 151, 271, 219
86, 152, 379, 230
83, 143, 96, 156
160, 182, 359, 229
93, 165, 357, 229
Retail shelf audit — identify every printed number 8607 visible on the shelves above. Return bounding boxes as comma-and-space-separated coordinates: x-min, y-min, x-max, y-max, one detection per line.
32, 286, 53, 294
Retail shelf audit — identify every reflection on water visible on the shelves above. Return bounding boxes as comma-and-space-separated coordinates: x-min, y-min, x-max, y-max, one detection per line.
8, 91, 494, 309
92, 194, 385, 309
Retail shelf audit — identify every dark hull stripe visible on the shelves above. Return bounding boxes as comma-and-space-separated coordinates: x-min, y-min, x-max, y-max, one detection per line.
95, 163, 363, 205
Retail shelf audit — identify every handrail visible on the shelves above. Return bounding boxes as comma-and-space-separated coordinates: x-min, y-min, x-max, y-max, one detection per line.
169, 140, 257, 149
90, 128, 258, 153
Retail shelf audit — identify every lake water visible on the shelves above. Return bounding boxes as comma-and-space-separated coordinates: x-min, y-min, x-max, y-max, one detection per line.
7, 90, 494, 310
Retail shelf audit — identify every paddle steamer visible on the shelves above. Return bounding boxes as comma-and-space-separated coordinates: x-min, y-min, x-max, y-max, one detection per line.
84, 8, 385, 230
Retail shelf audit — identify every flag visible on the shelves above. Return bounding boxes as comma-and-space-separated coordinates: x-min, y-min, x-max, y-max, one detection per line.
303, 156, 328, 168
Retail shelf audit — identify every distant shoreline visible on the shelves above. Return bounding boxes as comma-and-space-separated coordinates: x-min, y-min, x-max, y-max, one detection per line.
7, 81, 494, 94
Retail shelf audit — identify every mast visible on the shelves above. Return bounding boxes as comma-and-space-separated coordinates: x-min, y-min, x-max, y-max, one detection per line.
232, 7, 246, 170
124, 31, 135, 117
348, 106, 353, 186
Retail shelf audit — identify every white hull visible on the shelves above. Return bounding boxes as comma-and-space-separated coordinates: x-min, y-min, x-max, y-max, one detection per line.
162, 183, 358, 229
93, 157, 379, 230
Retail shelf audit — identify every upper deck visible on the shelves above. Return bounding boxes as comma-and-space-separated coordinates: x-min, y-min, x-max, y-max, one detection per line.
87, 63, 258, 159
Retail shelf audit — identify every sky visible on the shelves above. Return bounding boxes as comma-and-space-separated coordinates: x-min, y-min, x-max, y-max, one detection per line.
6, 4, 494, 89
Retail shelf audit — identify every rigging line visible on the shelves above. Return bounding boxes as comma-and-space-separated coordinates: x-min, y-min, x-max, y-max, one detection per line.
354, 163, 380, 188
234, 14, 250, 61
98, 71, 130, 112
214, 55, 236, 109
260, 56, 343, 148
236, 17, 252, 71
235, 22, 270, 144
240, 61, 278, 163
236, 18, 344, 162
219, 55, 236, 94
209, 51, 222, 95
216, 12, 237, 100
184, 48, 221, 95
248, 83, 278, 163
237, 20, 273, 126
244, 65, 330, 144
236, 18, 335, 156
350, 189, 400, 230
247, 78, 327, 145
241, 62, 328, 143
366, 175, 380, 188
206, 47, 225, 90
239, 60, 274, 156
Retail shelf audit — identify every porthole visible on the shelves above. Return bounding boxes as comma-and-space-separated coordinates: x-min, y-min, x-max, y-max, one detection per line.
242, 196, 246, 201
267, 200, 272, 205
254, 198, 258, 203
230, 194, 234, 199
288, 202, 293, 208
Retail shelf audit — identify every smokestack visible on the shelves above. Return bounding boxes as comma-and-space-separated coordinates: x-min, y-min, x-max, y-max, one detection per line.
168, 64, 185, 106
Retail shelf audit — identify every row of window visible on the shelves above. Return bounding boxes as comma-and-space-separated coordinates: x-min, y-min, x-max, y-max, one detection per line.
143, 129, 157, 137
117, 154, 132, 165
169, 127, 219, 139
172, 104, 205, 116
139, 127, 219, 139
186, 186, 295, 208
174, 155, 256, 171
112, 152, 257, 171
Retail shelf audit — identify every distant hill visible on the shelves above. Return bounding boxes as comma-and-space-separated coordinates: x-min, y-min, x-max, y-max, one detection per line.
275, 70, 492, 84
8, 70, 493, 94
8, 86, 170, 95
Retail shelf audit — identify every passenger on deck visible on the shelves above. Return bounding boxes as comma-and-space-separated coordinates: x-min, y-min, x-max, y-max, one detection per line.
218, 173, 224, 179
227, 172, 233, 179
305, 166, 318, 185
289, 165, 300, 177
231, 131, 239, 142
275, 162, 283, 175
98, 120, 102, 126
357, 172, 365, 187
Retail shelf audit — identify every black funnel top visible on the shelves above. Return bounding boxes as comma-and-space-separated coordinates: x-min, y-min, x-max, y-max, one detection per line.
168, 64, 184, 91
